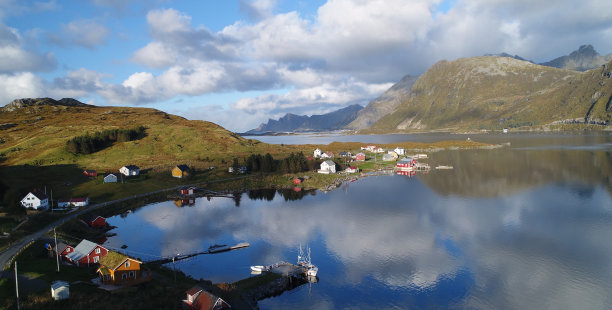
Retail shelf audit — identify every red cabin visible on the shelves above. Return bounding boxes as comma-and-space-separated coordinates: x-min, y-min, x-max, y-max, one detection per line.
83, 170, 98, 177
396, 157, 416, 169
84, 215, 107, 228
65, 239, 108, 267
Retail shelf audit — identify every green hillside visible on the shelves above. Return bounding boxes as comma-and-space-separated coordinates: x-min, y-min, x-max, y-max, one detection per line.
369, 56, 612, 132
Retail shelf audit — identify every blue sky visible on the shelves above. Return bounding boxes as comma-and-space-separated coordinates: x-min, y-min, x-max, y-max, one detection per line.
1, 0, 612, 131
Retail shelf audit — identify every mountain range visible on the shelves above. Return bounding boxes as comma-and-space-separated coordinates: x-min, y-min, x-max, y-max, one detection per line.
246, 44, 612, 134
245, 104, 363, 134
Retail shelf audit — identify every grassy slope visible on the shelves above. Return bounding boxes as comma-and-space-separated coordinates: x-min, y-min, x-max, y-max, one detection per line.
369, 57, 612, 132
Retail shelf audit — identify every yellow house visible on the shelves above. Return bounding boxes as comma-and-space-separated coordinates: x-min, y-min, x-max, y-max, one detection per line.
172, 165, 190, 178
96, 251, 150, 286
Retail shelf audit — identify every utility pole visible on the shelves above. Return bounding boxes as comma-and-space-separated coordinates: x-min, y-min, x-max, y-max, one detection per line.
54, 228, 60, 272
14, 261, 20, 310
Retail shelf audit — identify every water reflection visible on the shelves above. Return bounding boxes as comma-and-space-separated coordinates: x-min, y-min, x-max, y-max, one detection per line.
104, 147, 612, 309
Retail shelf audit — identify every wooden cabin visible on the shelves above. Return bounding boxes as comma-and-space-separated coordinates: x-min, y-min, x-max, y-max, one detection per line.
97, 251, 149, 286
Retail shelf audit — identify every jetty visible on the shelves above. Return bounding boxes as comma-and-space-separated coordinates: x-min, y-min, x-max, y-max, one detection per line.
146, 242, 250, 265
167, 187, 235, 200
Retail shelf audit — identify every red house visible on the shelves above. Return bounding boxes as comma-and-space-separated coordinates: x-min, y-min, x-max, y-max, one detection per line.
396, 157, 416, 170
183, 286, 231, 310
65, 239, 108, 267
180, 187, 196, 195
84, 215, 107, 228
55, 242, 74, 261
83, 170, 98, 177
355, 152, 366, 161
293, 178, 303, 184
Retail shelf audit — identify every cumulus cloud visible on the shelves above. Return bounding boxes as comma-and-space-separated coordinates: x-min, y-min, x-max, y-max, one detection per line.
0, 23, 56, 73
47, 19, 109, 48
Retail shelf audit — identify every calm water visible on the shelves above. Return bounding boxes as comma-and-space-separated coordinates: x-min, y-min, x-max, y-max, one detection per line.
104, 133, 612, 309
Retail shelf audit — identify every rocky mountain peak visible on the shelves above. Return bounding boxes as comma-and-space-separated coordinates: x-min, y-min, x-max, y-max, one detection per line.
2, 97, 89, 112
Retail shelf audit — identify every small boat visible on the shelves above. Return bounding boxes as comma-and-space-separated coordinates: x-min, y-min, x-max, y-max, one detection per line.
250, 265, 269, 272
435, 165, 454, 170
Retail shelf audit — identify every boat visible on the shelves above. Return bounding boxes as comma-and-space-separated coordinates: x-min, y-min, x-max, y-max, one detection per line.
298, 245, 318, 277
435, 165, 454, 170
250, 265, 269, 272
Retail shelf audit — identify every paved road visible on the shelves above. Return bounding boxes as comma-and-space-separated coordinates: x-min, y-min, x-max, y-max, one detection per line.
0, 174, 252, 272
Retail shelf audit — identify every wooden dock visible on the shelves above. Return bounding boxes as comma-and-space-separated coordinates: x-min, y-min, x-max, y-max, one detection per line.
146, 242, 250, 265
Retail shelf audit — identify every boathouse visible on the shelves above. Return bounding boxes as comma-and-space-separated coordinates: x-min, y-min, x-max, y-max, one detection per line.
396, 157, 416, 170
183, 286, 231, 310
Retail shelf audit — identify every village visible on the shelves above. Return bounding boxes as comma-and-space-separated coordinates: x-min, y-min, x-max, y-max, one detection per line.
2, 143, 444, 309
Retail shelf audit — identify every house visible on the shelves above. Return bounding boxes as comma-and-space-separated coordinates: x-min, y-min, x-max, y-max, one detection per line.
20, 189, 49, 210
65, 239, 108, 267
373, 147, 385, 153
50, 280, 69, 300
119, 165, 140, 176
361, 145, 376, 152
83, 170, 97, 177
339, 151, 353, 158
180, 187, 196, 195
97, 251, 150, 286
345, 167, 358, 173
55, 242, 74, 261
228, 166, 234, 173
321, 151, 334, 159
318, 160, 336, 174
354, 152, 366, 161
183, 286, 231, 310
293, 177, 303, 184
84, 215, 107, 228
172, 164, 190, 178
393, 147, 406, 156
57, 197, 89, 208
396, 157, 416, 171
104, 173, 118, 183
313, 148, 322, 158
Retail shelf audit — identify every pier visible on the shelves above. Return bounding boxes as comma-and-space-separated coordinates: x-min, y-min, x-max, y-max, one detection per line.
146, 242, 250, 265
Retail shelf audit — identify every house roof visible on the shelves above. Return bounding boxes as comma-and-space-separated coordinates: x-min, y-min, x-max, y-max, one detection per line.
123, 165, 139, 170
56, 242, 70, 252
176, 164, 190, 171
66, 239, 101, 261
29, 189, 48, 200
84, 169, 97, 173
99, 251, 140, 270
398, 157, 414, 164
322, 160, 335, 166
104, 173, 118, 178
97, 266, 111, 276
192, 290, 228, 310
84, 214, 104, 223
186, 285, 204, 297
51, 280, 69, 290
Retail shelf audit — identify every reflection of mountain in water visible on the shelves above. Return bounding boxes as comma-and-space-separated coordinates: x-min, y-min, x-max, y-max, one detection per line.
247, 188, 316, 201
420, 146, 612, 198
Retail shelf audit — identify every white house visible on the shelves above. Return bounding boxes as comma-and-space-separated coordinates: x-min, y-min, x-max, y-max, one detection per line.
345, 166, 358, 173
103, 173, 118, 183
320, 151, 334, 159
313, 148, 322, 158
20, 190, 49, 210
373, 147, 385, 153
51, 280, 69, 301
393, 147, 406, 156
318, 160, 336, 174
57, 198, 89, 208
119, 165, 139, 176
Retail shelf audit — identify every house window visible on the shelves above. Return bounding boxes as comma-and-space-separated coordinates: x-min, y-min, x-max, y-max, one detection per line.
125, 261, 130, 268
122, 273, 127, 279
95, 248, 100, 254
93, 256, 99, 263
129, 271, 134, 278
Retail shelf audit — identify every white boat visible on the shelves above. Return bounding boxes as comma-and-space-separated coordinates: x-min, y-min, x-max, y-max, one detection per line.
298, 245, 318, 277
435, 165, 454, 170
250, 265, 269, 272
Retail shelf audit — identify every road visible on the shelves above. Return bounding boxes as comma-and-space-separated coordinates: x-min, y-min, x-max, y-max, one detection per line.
0, 174, 253, 272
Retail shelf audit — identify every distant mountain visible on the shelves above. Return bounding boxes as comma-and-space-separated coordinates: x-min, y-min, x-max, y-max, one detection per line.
346, 75, 419, 130
2, 97, 90, 112
368, 56, 612, 132
484, 52, 532, 63
246, 104, 363, 134
539, 44, 612, 71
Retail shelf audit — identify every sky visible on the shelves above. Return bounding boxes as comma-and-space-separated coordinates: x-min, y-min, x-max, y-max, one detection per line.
1, 0, 611, 132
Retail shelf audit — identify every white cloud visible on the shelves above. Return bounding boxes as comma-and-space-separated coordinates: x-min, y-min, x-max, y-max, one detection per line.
0, 23, 56, 73
0, 72, 45, 105
47, 19, 110, 48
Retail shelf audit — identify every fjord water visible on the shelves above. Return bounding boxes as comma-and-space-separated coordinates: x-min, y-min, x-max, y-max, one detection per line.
105, 133, 612, 309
